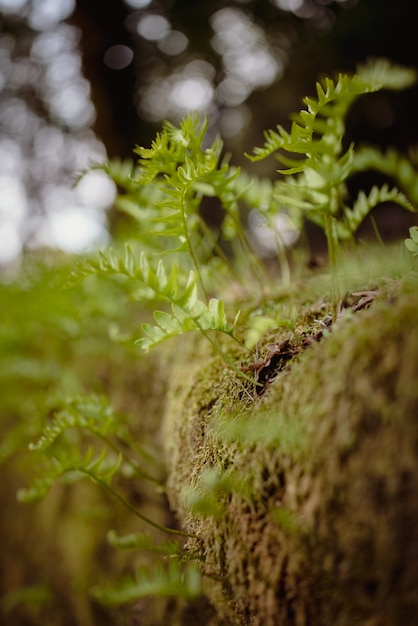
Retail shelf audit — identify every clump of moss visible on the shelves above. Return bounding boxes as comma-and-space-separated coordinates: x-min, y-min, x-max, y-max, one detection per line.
162, 266, 418, 625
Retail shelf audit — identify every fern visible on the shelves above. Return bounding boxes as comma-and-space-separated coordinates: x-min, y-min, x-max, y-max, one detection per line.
28, 395, 120, 452
247, 58, 416, 167
73, 244, 192, 301
246, 57, 417, 234
352, 145, 418, 205
100, 114, 268, 294
74, 245, 243, 359
339, 184, 415, 240
17, 447, 122, 503
91, 559, 202, 605
138, 295, 240, 352
18, 445, 192, 536
107, 530, 181, 556
134, 115, 212, 184
246, 59, 417, 234
133, 115, 233, 296
7, 57, 418, 621
246, 58, 417, 316
26, 394, 160, 485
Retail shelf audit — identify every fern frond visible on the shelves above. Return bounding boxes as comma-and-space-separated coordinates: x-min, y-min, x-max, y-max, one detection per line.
352, 145, 418, 205
356, 57, 416, 91
134, 114, 214, 185
137, 296, 240, 352
73, 246, 241, 353
246, 59, 416, 167
338, 184, 416, 240
17, 447, 122, 503
73, 245, 188, 303
28, 395, 119, 452
91, 560, 202, 605
107, 530, 181, 556
228, 167, 274, 211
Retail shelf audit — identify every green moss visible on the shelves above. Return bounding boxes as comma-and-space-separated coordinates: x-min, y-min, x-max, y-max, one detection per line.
162, 255, 418, 625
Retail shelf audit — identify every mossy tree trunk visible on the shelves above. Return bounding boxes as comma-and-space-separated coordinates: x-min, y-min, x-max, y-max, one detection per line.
162, 286, 418, 625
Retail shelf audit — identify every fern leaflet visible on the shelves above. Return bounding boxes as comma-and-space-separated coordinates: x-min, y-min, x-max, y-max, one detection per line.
17, 447, 122, 503
91, 560, 202, 605
107, 530, 181, 556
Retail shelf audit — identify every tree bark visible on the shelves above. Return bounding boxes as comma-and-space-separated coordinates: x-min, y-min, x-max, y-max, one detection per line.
163, 285, 418, 625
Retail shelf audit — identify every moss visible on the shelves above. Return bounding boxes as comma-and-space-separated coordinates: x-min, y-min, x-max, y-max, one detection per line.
162, 265, 418, 625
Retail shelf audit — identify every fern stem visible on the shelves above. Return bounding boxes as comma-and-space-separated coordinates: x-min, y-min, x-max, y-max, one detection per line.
197, 216, 246, 290
83, 469, 197, 538
97, 434, 162, 485
231, 213, 271, 292
197, 326, 262, 388
369, 214, 387, 252
180, 186, 209, 302
324, 212, 340, 321
274, 235, 291, 288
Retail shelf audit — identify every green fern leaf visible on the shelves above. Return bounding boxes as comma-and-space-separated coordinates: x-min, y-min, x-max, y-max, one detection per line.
18, 447, 123, 502
107, 530, 181, 555
91, 560, 202, 605
17, 473, 57, 503
28, 395, 118, 452
405, 226, 418, 256
352, 145, 418, 205
152, 310, 183, 334
338, 184, 416, 240
137, 292, 239, 352
356, 57, 416, 91
246, 59, 416, 168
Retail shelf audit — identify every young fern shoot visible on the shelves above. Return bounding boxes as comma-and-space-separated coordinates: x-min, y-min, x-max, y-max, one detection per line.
133, 114, 266, 299
247, 58, 417, 317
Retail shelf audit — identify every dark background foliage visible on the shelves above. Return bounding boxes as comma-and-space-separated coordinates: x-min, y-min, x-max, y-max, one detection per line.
69, 0, 418, 154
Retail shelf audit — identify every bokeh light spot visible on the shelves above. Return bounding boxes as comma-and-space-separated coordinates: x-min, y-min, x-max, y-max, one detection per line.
158, 30, 188, 56
0, 223, 22, 265
137, 14, 170, 42
28, 0, 75, 31
123, 0, 152, 8
76, 170, 117, 211
0, 0, 28, 13
103, 45, 134, 70
171, 77, 214, 111
39, 208, 109, 253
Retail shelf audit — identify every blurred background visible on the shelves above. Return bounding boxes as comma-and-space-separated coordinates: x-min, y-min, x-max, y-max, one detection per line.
0, 0, 417, 266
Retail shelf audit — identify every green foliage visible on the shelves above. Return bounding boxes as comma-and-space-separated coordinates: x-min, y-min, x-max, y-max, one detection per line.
73, 244, 241, 356
246, 58, 416, 314
27, 395, 123, 452
92, 59, 417, 331
247, 58, 416, 174
17, 447, 123, 504
405, 226, 418, 257
138, 296, 240, 352
3, 57, 418, 622
1, 585, 52, 615
107, 530, 181, 556
91, 559, 202, 606
352, 145, 418, 205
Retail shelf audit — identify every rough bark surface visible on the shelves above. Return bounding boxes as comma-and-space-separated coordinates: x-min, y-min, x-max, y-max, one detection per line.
163, 287, 418, 625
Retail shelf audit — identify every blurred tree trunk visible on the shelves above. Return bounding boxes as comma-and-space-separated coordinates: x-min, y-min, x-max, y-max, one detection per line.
70, 0, 141, 158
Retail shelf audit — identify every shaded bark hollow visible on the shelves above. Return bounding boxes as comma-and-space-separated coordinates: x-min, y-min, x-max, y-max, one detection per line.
163, 289, 418, 625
